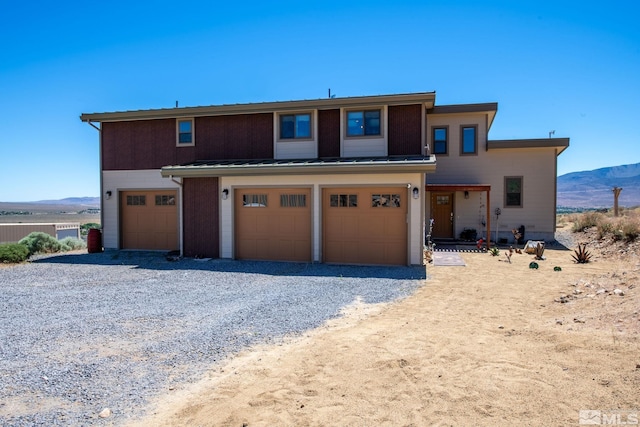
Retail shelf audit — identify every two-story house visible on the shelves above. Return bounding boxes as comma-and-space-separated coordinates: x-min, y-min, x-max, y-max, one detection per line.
80, 92, 568, 265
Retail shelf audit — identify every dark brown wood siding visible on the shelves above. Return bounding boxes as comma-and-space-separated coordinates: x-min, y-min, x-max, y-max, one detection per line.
318, 109, 340, 158
188, 113, 273, 162
102, 114, 274, 170
388, 104, 423, 156
182, 177, 219, 258
102, 119, 177, 170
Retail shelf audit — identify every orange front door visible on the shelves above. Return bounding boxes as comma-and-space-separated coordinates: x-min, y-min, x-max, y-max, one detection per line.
430, 192, 454, 239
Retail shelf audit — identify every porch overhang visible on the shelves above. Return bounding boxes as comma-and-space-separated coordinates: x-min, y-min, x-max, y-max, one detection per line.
426, 183, 492, 248
161, 155, 436, 178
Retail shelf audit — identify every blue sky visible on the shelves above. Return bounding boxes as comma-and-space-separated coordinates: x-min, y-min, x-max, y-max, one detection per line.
1, 0, 638, 202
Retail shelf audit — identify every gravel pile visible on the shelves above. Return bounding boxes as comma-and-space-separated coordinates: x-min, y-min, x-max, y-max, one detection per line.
0, 251, 426, 426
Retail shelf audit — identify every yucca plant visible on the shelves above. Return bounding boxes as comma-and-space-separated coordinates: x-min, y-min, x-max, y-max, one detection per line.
572, 243, 592, 264
489, 246, 500, 256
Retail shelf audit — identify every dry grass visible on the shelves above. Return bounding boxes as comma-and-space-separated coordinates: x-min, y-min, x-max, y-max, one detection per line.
567, 208, 640, 242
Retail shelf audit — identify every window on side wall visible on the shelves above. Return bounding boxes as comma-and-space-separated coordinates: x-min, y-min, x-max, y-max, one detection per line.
176, 118, 194, 146
505, 176, 523, 207
346, 109, 381, 137
460, 125, 477, 155
432, 127, 448, 155
279, 113, 311, 140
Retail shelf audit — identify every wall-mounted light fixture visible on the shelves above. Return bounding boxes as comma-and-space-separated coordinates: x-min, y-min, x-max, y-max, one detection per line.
105, 191, 112, 200
464, 190, 469, 199
222, 188, 229, 200
412, 187, 419, 199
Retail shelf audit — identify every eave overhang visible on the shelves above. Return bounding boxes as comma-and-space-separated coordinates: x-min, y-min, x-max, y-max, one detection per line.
161, 155, 436, 178
81, 92, 437, 123
427, 102, 498, 130
488, 138, 570, 155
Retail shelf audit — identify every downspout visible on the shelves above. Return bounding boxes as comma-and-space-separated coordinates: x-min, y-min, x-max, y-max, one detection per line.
170, 176, 184, 256
86, 121, 103, 237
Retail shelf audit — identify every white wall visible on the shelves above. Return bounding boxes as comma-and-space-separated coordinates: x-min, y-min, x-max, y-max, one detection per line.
220, 172, 425, 265
102, 170, 181, 249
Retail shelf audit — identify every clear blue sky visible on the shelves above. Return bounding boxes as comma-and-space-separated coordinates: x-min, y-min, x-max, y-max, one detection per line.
1, 0, 638, 202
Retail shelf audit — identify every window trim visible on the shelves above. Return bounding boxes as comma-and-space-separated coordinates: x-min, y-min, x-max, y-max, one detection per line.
504, 176, 524, 208
176, 118, 195, 147
277, 111, 313, 141
432, 126, 449, 156
344, 108, 383, 139
460, 124, 477, 155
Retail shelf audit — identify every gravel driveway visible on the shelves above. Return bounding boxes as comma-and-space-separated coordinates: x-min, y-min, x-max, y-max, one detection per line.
0, 251, 425, 426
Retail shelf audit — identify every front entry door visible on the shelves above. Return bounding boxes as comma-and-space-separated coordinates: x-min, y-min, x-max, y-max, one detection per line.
431, 193, 454, 238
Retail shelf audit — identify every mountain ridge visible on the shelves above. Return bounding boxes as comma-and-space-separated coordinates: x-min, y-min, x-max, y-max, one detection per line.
557, 162, 640, 208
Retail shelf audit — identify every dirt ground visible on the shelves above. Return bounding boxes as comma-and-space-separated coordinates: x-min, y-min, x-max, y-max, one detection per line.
130, 228, 639, 426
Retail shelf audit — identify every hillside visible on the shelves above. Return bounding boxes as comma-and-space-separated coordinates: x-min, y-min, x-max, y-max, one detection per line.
0, 197, 100, 224
557, 163, 640, 208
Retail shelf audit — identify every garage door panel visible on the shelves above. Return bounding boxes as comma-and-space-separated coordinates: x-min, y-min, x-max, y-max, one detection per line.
121, 190, 179, 251
323, 187, 407, 265
235, 188, 311, 262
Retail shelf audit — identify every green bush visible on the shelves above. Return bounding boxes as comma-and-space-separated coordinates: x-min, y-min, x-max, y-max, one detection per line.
18, 232, 62, 256
60, 237, 86, 251
0, 243, 30, 263
81, 223, 101, 237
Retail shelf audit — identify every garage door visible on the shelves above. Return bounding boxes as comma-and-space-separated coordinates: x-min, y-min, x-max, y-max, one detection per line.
235, 188, 311, 262
323, 187, 407, 265
120, 190, 178, 251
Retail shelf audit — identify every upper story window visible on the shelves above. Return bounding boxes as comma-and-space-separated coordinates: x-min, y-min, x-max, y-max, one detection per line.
505, 176, 523, 207
177, 119, 194, 146
461, 125, 477, 155
346, 109, 381, 137
279, 113, 311, 139
432, 127, 448, 155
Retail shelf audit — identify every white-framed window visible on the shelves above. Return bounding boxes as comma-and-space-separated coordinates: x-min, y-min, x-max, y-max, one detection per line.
279, 113, 312, 140
346, 109, 381, 137
176, 118, 195, 146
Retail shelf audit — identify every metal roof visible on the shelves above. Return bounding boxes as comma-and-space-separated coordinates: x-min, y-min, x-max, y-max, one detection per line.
161, 155, 437, 178
81, 92, 437, 123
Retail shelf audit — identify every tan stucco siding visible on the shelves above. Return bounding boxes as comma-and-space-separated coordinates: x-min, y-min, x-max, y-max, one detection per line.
426, 147, 557, 241
426, 112, 557, 241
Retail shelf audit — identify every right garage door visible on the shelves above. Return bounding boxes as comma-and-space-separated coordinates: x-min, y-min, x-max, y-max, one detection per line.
323, 187, 407, 265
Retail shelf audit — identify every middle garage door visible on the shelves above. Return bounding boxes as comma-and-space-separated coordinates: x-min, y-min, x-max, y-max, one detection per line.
323, 187, 408, 265
235, 188, 311, 262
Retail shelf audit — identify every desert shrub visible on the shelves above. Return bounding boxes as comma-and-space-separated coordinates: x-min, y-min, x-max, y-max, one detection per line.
60, 237, 86, 251
596, 220, 614, 239
0, 243, 30, 263
571, 211, 602, 232
621, 220, 639, 242
18, 232, 62, 256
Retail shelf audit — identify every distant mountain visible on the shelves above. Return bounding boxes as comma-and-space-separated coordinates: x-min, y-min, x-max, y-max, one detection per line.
35, 197, 100, 206
557, 163, 640, 208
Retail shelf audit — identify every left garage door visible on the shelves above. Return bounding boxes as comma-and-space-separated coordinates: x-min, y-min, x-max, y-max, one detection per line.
120, 190, 178, 251
235, 188, 311, 262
